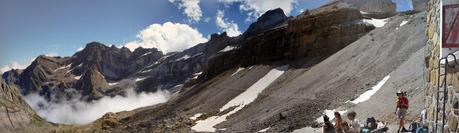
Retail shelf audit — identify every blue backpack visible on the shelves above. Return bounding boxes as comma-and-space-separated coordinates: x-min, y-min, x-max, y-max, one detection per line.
416, 127, 428, 133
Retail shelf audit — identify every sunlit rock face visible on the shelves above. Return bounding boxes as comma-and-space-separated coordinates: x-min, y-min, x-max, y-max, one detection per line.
331, 0, 397, 18
0, 79, 47, 132
205, 4, 374, 80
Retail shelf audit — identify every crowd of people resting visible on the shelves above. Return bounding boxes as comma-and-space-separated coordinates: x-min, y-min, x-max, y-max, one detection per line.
320, 90, 428, 133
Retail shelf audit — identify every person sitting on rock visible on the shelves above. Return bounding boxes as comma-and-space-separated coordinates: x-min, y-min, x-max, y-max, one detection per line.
334, 112, 344, 133
341, 121, 350, 133
395, 90, 409, 132
346, 111, 360, 133
322, 115, 336, 133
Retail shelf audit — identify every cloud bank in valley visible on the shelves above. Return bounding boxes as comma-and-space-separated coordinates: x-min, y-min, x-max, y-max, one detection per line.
24, 89, 170, 124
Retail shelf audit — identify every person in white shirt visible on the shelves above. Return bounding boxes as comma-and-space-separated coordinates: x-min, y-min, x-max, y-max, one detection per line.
346, 111, 360, 133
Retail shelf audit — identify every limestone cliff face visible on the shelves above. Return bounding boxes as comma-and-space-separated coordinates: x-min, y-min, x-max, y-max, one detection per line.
331, 0, 396, 18
204, 5, 374, 80
243, 8, 288, 38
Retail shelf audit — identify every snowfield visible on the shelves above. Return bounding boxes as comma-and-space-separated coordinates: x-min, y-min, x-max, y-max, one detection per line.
191, 65, 288, 132
363, 18, 388, 28
190, 113, 202, 120
350, 75, 390, 104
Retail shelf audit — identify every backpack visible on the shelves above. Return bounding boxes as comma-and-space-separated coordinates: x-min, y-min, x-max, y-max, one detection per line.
416, 127, 428, 133
361, 127, 371, 133
365, 117, 377, 130
409, 122, 419, 132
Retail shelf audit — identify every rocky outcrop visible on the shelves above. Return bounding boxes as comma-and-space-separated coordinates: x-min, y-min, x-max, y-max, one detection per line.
74, 65, 108, 100
135, 32, 238, 92
412, 0, 427, 12
3, 42, 165, 101
204, 6, 374, 80
2, 33, 239, 102
332, 0, 397, 18
0, 79, 49, 132
243, 8, 288, 38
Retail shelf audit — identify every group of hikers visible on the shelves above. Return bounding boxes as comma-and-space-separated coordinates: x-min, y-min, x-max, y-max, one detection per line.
321, 90, 428, 133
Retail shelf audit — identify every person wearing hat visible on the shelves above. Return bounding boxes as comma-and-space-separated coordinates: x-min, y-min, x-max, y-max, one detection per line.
395, 90, 409, 132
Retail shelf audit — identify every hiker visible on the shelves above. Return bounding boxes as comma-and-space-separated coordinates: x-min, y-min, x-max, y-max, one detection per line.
322, 115, 336, 133
346, 111, 360, 133
334, 112, 344, 133
362, 117, 388, 133
363, 117, 377, 131
396, 90, 409, 132
341, 121, 350, 133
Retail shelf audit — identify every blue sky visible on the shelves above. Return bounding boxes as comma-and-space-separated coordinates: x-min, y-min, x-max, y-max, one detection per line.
0, 0, 413, 72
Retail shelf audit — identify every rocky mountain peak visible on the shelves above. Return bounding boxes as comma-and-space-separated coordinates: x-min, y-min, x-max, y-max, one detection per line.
243, 8, 288, 38
210, 32, 229, 41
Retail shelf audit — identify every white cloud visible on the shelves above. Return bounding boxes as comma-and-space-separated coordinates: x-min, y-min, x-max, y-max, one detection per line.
219, 0, 296, 21
25, 89, 170, 124
170, 0, 203, 22
1, 61, 29, 74
216, 10, 242, 37
124, 22, 208, 53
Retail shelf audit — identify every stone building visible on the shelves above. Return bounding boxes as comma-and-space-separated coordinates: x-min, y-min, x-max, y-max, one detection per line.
425, 0, 459, 132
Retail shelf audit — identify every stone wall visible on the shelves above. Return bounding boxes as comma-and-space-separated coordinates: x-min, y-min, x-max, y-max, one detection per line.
425, 0, 446, 132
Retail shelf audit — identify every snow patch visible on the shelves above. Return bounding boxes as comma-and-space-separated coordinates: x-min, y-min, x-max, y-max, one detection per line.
219, 45, 238, 52
396, 20, 409, 30
231, 67, 245, 77
74, 75, 82, 80
190, 113, 203, 120
108, 82, 118, 86
192, 72, 203, 79
363, 18, 388, 28
135, 77, 147, 82
399, 20, 408, 27
175, 54, 191, 61
191, 65, 288, 132
258, 127, 270, 132
360, 11, 368, 14
349, 75, 390, 104
54, 64, 72, 72
139, 52, 152, 58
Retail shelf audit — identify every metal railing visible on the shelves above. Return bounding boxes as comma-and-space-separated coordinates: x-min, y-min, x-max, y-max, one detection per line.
435, 53, 458, 132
